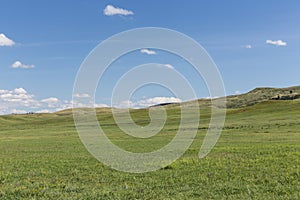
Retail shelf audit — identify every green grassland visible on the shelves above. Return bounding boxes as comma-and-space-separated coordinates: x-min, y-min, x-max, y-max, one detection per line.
0, 96, 300, 199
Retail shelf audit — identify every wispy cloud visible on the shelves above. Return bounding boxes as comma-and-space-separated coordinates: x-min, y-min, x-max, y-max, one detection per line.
163, 64, 174, 69
140, 49, 157, 55
19, 40, 100, 48
266, 39, 287, 46
73, 93, 91, 98
0, 33, 15, 46
103, 5, 134, 16
242, 45, 252, 49
41, 97, 59, 103
11, 61, 35, 69
36, 109, 51, 114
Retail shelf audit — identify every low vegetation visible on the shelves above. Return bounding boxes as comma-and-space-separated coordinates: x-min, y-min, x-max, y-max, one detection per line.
0, 90, 300, 199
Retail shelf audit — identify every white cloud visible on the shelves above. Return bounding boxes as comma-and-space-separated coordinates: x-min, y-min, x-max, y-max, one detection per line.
36, 109, 51, 113
203, 96, 220, 100
0, 88, 180, 115
0, 87, 110, 115
0, 88, 34, 103
242, 45, 252, 49
11, 61, 35, 69
14, 88, 27, 94
117, 97, 182, 108
0, 33, 15, 46
94, 103, 109, 108
266, 39, 287, 46
0, 89, 8, 93
137, 97, 181, 107
41, 97, 59, 103
103, 5, 134, 16
0, 88, 59, 114
0, 88, 36, 114
140, 49, 157, 55
40, 98, 61, 109
71, 99, 108, 109
163, 64, 174, 69
11, 109, 27, 114
117, 100, 135, 108
73, 93, 91, 98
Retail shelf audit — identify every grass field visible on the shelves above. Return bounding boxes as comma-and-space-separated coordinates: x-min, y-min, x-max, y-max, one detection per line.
0, 99, 300, 199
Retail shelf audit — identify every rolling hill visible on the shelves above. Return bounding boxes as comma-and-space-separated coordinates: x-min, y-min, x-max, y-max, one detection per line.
0, 86, 299, 199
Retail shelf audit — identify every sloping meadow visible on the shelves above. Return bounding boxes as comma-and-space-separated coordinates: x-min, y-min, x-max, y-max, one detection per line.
0, 100, 299, 199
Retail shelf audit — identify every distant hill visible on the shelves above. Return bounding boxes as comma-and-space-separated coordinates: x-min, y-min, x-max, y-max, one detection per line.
171, 85, 300, 109
49, 85, 300, 114
224, 85, 300, 108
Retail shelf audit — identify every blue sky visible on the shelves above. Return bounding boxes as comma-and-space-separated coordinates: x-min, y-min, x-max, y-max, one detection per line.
0, 0, 300, 114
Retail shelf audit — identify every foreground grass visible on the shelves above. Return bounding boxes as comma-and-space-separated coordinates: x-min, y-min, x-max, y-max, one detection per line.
0, 100, 300, 199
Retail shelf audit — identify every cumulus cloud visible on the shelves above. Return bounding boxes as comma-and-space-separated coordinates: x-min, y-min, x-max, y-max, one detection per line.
140, 49, 157, 55
0, 88, 34, 103
103, 5, 134, 16
14, 88, 27, 94
0, 88, 37, 114
0, 33, 15, 46
266, 39, 287, 46
0, 87, 109, 115
117, 97, 182, 108
0, 88, 181, 115
11, 109, 27, 114
12, 61, 35, 69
